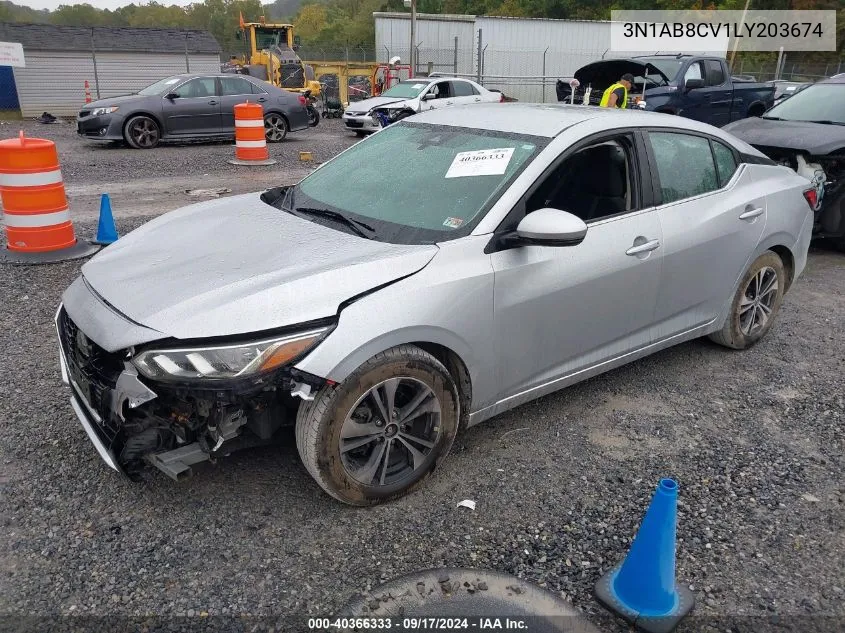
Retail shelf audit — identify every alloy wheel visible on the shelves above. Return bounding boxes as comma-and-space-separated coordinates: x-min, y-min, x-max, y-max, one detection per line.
739, 266, 778, 335
264, 114, 287, 142
339, 377, 442, 487
129, 118, 159, 148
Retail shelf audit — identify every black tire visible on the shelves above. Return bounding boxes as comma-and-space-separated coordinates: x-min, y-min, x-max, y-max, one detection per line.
307, 106, 320, 127
709, 251, 786, 349
123, 115, 161, 149
263, 112, 288, 143
295, 345, 460, 506
355, 131, 367, 137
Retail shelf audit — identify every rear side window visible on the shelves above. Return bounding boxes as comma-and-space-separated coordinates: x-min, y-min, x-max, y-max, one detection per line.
705, 60, 725, 85
649, 132, 719, 204
712, 141, 738, 186
220, 77, 253, 96
451, 81, 474, 97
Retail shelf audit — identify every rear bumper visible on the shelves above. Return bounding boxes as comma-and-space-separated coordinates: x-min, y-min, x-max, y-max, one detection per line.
794, 209, 813, 281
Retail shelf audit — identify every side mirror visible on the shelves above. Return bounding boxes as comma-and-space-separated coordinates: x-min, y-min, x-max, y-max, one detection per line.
515, 208, 587, 247
165, 92, 179, 100
235, 30, 242, 40
685, 78, 705, 91
294, 35, 301, 46
422, 92, 436, 101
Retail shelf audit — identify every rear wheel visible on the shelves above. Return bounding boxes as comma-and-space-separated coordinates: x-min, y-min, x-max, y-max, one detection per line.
264, 113, 288, 142
296, 345, 459, 505
124, 115, 161, 149
709, 251, 785, 349
307, 106, 320, 127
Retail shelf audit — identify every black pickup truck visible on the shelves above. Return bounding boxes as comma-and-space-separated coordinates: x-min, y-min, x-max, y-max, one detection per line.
556, 55, 775, 127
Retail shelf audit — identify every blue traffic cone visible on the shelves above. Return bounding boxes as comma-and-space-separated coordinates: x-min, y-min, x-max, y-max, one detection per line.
595, 478, 695, 633
93, 193, 118, 245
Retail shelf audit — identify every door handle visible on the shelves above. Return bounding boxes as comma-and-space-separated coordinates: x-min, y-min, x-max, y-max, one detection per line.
626, 239, 661, 256
257, 97, 267, 102
208, 100, 218, 105
474, 98, 481, 102
739, 207, 764, 221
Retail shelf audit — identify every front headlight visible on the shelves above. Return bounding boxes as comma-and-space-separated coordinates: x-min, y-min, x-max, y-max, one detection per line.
132, 327, 329, 381
91, 106, 119, 116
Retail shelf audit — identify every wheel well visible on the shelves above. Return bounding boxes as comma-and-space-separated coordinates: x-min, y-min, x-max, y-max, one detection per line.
265, 110, 289, 127
411, 342, 472, 430
769, 245, 795, 292
123, 112, 161, 133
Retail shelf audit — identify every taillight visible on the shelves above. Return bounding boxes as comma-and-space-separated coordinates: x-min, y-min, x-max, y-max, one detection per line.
803, 188, 818, 209
499, 93, 505, 103
298, 95, 306, 105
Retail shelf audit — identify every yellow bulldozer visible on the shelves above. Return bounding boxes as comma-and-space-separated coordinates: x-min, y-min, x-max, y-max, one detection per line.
228, 16, 322, 98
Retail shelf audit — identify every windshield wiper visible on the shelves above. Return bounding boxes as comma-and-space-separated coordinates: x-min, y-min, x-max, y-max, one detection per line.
761, 116, 783, 120
293, 206, 376, 239
801, 120, 845, 126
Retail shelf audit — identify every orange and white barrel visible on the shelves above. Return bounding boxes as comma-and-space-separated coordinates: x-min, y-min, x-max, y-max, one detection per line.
0, 132, 98, 264
234, 102, 269, 161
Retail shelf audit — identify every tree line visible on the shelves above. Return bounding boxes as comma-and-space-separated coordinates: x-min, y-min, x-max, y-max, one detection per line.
0, 0, 842, 63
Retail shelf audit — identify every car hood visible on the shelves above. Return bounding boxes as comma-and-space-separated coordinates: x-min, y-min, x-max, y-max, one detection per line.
78, 193, 438, 340
83, 94, 145, 109
345, 96, 414, 113
723, 117, 845, 155
574, 59, 671, 88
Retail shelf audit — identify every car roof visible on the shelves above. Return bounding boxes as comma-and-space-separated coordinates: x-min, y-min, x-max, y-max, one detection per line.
409, 103, 733, 139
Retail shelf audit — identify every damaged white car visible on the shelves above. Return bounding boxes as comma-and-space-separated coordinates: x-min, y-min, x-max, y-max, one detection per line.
58, 104, 813, 505
724, 75, 845, 251
342, 76, 502, 134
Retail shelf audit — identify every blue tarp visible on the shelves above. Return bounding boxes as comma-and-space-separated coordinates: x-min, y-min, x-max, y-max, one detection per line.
0, 66, 20, 110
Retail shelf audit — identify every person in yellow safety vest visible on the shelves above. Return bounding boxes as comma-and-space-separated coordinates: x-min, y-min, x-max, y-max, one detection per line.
600, 73, 635, 108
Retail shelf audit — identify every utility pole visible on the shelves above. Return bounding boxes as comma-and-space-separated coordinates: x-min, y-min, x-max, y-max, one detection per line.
410, 0, 417, 76
729, 0, 751, 70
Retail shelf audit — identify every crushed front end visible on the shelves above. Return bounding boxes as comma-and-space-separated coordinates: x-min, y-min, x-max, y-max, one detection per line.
56, 305, 328, 481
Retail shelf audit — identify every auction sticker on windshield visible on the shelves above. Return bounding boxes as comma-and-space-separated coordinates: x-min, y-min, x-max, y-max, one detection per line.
445, 148, 515, 178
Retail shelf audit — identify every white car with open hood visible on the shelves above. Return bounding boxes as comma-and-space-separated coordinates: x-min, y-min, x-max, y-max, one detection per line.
342, 77, 502, 134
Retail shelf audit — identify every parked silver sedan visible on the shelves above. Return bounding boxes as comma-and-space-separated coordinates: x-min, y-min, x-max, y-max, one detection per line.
57, 104, 813, 504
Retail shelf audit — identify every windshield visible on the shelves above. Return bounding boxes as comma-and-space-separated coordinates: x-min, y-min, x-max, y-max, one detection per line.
138, 76, 183, 96
380, 81, 430, 99
256, 28, 283, 49
637, 58, 685, 81
292, 123, 545, 244
764, 83, 844, 124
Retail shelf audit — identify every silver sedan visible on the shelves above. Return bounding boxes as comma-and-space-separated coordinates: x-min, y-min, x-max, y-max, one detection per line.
57, 104, 814, 504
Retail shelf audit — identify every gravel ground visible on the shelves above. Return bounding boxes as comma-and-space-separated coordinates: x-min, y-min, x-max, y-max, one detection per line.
0, 120, 843, 632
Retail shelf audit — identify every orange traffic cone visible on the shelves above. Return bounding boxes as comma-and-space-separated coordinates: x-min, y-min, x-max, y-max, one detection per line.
228, 101, 276, 166
0, 131, 100, 264
84, 80, 92, 104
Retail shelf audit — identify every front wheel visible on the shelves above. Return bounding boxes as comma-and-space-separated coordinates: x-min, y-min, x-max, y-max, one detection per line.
709, 251, 786, 349
124, 115, 161, 149
264, 113, 288, 143
295, 345, 460, 505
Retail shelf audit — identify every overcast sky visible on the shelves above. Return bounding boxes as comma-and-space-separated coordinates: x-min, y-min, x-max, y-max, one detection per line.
23, 0, 193, 10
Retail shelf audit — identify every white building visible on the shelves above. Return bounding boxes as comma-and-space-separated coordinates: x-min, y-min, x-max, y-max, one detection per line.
0, 23, 221, 117
374, 13, 728, 102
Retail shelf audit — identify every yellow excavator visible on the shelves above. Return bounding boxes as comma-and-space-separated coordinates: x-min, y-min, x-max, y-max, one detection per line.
228, 16, 321, 98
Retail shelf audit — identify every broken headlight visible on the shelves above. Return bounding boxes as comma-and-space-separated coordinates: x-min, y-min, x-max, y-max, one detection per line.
132, 327, 330, 381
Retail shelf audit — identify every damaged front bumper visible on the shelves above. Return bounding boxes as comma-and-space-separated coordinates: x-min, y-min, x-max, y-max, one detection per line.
56, 304, 325, 481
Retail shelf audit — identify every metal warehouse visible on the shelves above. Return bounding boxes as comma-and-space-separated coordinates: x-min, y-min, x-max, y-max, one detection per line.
0, 23, 221, 117
374, 13, 727, 102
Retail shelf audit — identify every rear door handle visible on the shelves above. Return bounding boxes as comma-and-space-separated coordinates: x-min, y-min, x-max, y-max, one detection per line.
257, 97, 267, 103
626, 239, 661, 256
474, 98, 481, 102
208, 100, 218, 105
739, 207, 764, 221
